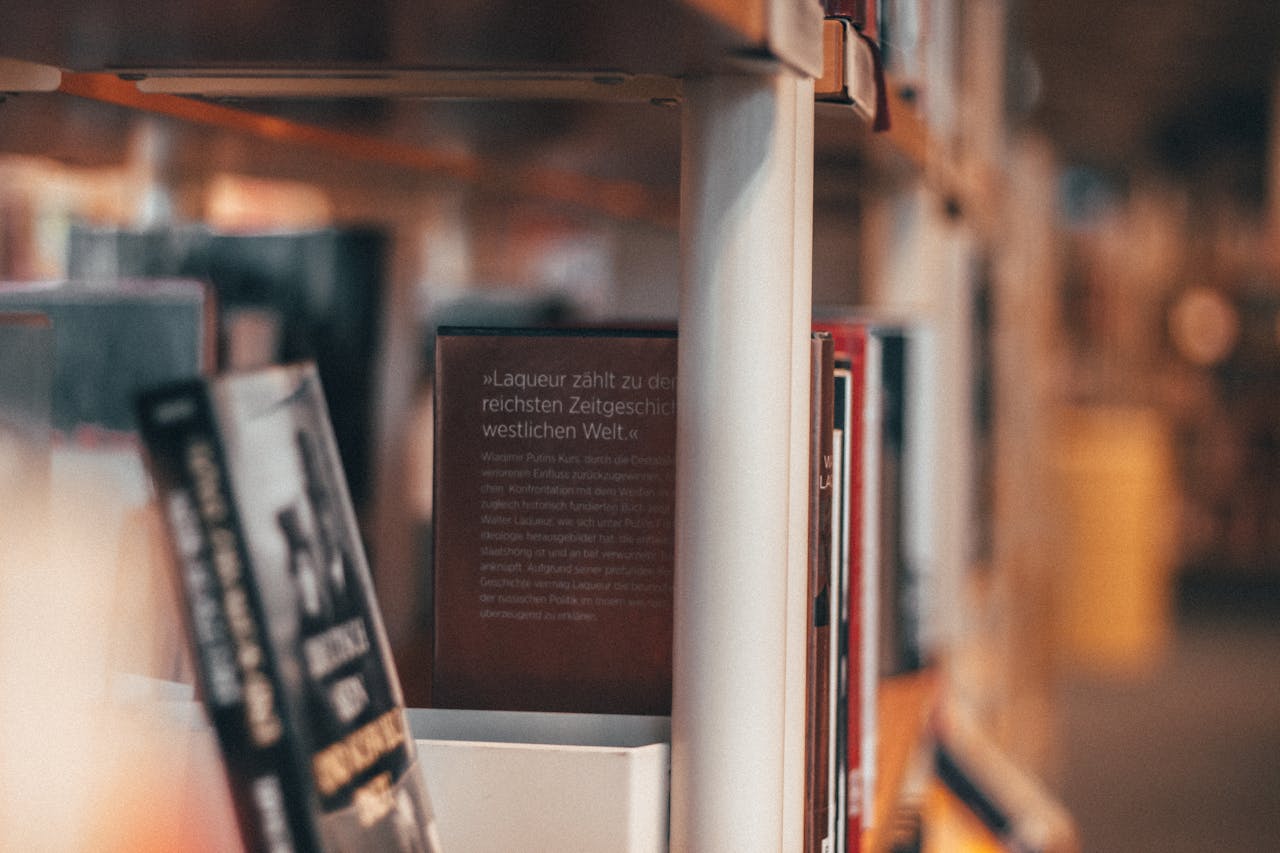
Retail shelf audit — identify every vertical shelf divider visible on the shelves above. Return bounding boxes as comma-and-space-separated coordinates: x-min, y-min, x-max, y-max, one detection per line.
671, 66, 814, 852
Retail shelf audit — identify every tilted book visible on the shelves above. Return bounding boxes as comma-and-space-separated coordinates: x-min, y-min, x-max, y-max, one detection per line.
432, 327, 677, 715
872, 325, 925, 677
136, 362, 442, 853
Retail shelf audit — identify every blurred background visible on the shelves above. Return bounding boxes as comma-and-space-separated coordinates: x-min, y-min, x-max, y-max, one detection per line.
0, 1, 1278, 850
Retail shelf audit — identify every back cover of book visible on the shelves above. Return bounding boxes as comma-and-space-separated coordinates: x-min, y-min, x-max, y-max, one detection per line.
432, 328, 677, 715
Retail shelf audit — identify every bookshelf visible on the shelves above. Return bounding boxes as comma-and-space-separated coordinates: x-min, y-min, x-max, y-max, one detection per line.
0, 1, 978, 849
865, 669, 941, 853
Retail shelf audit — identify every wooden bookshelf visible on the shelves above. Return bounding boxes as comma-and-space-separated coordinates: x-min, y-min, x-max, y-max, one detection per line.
0, 3, 995, 850
0, 1, 823, 79
865, 668, 942, 853
54, 70, 682, 228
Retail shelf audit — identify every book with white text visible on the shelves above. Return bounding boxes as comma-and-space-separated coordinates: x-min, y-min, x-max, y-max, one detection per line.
136, 361, 442, 853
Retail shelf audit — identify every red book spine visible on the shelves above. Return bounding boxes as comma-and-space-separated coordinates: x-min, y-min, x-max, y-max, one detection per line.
814, 319, 871, 853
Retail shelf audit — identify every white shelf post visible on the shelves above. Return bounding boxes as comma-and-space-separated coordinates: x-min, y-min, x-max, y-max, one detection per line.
671, 67, 814, 852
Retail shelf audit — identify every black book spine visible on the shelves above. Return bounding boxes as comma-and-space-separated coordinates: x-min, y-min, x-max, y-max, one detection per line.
136, 382, 321, 853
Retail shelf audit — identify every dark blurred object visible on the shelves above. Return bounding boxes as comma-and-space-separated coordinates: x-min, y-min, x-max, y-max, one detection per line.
874, 324, 932, 677
932, 708, 1081, 853
67, 224, 385, 509
1169, 286, 1280, 587
0, 278, 211, 437
0, 311, 54, 440
422, 290, 577, 366
0, 311, 54, 512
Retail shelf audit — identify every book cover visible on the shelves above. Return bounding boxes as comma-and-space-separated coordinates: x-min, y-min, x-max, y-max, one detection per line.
805, 332, 835, 853
431, 327, 677, 715
816, 17, 881, 126
136, 362, 441, 853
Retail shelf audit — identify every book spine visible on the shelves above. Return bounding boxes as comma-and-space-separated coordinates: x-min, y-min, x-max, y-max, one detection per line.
859, 333, 883, 831
811, 320, 869, 853
806, 332, 835, 853
830, 364, 852, 853
843, 346, 864, 853
136, 383, 320, 853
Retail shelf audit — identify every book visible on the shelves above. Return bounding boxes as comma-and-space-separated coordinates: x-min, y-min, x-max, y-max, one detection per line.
0, 278, 214, 438
873, 326, 929, 676
813, 317, 876, 852
68, 224, 386, 511
822, 0, 878, 41
136, 361, 442, 853
431, 327, 677, 715
816, 16, 881, 126
805, 332, 835, 853
829, 358, 851, 853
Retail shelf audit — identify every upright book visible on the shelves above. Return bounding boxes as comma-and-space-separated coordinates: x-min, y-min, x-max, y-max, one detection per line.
68, 224, 387, 511
806, 332, 835, 853
136, 362, 442, 853
431, 327, 678, 715
0, 278, 213, 438
814, 317, 878, 853
829, 355, 851, 853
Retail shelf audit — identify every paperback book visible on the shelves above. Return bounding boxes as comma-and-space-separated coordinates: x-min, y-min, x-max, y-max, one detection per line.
431, 327, 677, 715
136, 362, 442, 853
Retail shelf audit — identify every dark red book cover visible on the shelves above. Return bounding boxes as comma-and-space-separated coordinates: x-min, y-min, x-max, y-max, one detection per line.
806, 331, 835, 853
432, 327, 678, 715
814, 318, 870, 853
